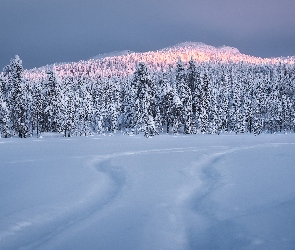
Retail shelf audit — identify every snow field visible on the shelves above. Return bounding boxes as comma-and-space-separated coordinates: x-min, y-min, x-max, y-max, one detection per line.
0, 134, 295, 249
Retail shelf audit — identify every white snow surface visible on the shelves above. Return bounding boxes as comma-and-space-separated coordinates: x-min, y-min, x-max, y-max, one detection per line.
1, 133, 295, 249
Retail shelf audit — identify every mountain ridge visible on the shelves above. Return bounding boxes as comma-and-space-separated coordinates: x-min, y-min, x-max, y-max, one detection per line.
161, 42, 241, 55
2, 42, 294, 81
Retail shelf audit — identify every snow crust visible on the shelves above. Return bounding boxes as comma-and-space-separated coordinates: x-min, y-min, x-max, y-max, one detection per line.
1, 134, 295, 249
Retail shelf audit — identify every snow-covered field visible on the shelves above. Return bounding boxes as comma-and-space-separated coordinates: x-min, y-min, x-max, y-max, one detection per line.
1, 133, 295, 250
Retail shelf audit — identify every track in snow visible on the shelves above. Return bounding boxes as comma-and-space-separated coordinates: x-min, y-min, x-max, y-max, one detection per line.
1, 134, 295, 249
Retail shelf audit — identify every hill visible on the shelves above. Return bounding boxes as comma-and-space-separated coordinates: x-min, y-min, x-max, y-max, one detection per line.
19, 42, 295, 82
0, 42, 295, 138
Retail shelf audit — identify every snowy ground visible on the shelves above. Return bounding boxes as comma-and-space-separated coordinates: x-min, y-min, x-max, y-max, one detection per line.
1, 133, 295, 250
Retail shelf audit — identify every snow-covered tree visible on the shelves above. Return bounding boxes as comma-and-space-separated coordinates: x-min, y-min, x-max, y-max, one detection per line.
176, 58, 192, 134
6, 56, 30, 137
130, 62, 157, 137
199, 72, 210, 133
161, 81, 183, 134
75, 84, 93, 136
1, 44, 295, 138
0, 94, 11, 138
43, 69, 65, 133
187, 58, 198, 133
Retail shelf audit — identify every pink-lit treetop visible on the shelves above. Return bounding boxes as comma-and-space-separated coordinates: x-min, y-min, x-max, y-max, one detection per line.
3, 42, 295, 84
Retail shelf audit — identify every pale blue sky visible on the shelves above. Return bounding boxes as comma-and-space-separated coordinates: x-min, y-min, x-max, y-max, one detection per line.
1, 0, 294, 69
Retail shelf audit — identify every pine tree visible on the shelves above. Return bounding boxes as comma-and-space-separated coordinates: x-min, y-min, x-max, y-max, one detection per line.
43, 69, 65, 133
7, 56, 30, 137
90, 79, 104, 134
199, 72, 210, 133
77, 85, 93, 136
208, 86, 220, 134
31, 81, 45, 137
187, 58, 198, 133
131, 63, 157, 137
121, 76, 136, 133
63, 87, 76, 137
252, 78, 264, 135
104, 79, 119, 133
230, 73, 243, 133
176, 58, 192, 134
0, 93, 11, 138
243, 69, 254, 133
162, 83, 183, 134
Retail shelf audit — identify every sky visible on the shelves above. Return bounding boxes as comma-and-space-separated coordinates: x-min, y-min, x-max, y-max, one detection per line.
1, 0, 295, 70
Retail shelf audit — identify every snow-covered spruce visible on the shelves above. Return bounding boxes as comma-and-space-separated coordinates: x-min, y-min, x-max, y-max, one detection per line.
1, 47, 295, 137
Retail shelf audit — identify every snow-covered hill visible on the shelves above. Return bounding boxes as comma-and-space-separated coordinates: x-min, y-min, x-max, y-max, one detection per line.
20, 42, 295, 82
1, 42, 295, 138
162, 42, 241, 55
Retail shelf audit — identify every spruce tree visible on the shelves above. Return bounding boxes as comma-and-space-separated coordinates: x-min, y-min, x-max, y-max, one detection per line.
199, 72, 210, 133
63, 87, 76, 137
230, 73, 243, 133
131, 63, 157, 137
187, 58, 198, 133
252, 78, 264, 135
176, 58, 192, 134
162, 83, 182, 134
7, 56, 29, 137
90, 79, 104, 134
0, 93, 11, 138
31, 81, 45, 137
43, 69, 65, 133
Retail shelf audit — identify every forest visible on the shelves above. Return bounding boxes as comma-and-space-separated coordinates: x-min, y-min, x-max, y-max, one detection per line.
1, 44, 295, 138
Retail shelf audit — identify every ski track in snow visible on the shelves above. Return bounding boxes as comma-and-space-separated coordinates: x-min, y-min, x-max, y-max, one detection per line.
185, 142, 295, 249
1, 138, 295, 249
1, 145, 221, 249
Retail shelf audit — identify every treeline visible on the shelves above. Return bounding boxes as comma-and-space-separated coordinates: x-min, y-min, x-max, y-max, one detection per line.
0, 55, 295, 138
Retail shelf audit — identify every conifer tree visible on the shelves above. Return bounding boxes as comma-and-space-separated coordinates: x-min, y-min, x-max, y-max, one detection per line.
131, 63, 157, 136
162, 83, 182, 134
208, 87, 220, 134
187, 58, 198, 133
63, 88, 76, 137
0, 93, 11, 138
7, 56, 29, 137
199, 72, 210, 133
31, 81, 45, 137
252, 78, 264, 135
75, 85, 92, 136
176, 58, 192, 134
243, 69, 254, 133
89, 79, 104, 134
24, 80, 34, 137
43, 69, 65, 133
230, 73, 243, 133
121, 76, 136, 132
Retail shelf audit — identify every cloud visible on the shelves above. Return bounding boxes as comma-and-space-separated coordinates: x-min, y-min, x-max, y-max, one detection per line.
0, 0, 294, 69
